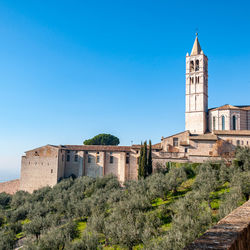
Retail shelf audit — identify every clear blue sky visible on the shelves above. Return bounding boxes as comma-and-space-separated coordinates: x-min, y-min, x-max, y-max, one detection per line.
1, 0, 250, 181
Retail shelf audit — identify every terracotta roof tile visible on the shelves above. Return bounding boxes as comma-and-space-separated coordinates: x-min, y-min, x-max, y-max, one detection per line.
162, 131, 190, 140
209, 104, 250, 111
189, 133, 218, 141
214, 130, 250, 136
60, 145, 132, 152
131, 144, 162, 150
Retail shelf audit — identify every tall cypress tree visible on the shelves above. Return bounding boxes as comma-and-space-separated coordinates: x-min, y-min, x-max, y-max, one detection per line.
142, 141, 147, 178
147, 140, 153, 176
138, 143, 144, 179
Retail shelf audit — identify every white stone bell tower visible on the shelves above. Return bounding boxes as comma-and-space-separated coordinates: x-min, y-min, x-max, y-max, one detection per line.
185, 34, 208, 134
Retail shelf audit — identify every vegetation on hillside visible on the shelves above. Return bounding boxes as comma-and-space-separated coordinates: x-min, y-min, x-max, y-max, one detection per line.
0, 147, 249, 250
83, 134, 120, 146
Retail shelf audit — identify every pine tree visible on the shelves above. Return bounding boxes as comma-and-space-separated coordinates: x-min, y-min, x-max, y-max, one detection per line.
147, 140, 153, 176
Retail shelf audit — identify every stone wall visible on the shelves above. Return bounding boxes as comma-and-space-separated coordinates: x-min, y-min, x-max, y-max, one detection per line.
218, 134, 250, 147
0, 179, 20, 194
127, 151, 139, 180
185, 199, 250, 250
248, 111, 250, 130
20, 145, 59, 193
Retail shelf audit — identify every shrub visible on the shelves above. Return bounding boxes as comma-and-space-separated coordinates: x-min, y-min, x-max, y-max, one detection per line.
219, 186, 243, 219
0, 230, 16, 250
0, 193, 12, 209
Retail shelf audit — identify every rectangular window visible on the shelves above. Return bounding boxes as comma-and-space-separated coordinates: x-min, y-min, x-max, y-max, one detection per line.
88, 155, 91, 163
126, 156, 129, 164
96, 156, 100, 163
173, 138, 179, 147
237, 140, 240, 146
185, 148, 188, 153
110, 156, 113, 164
213, 117, 216, 130
51, 169, 53, 173
74, 155, 78, 162
242, 141, 244, 145
67, 155, 70, 162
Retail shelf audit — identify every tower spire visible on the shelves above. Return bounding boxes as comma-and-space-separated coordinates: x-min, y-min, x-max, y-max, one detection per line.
191, 34, 202, 56
185, 34, 208, 134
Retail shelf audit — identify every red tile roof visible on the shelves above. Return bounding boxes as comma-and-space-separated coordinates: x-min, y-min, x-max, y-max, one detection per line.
189, 133, 218, 141
131, 144, 162, 150
60, 145, 132, 152
214, 130, 250, 136
209, 104, 250, 111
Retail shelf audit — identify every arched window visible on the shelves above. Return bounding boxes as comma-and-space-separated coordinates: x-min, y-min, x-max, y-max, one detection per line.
190, 61, 194, 72
221, 116, 225, 130
213, 117, 216, 130
195, 60, 199, 71
232, 115, 236, 130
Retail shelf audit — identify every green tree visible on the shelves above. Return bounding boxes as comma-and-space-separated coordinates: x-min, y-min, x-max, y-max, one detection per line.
235, 146, 250, 171
219, 186, 243, 219
0, 230, 16, 250
193, 163, 219, 208
0, 192, 12, 209
138, 141, 148, 179
68, 231, 101, 250
167, 166, 187, 194
138, 143, 144, 180
142, 141, 148, 178
0, 213, 4, 227
23, 216, 48, 240
83, 133, 120, 145
37, 221, 78, 250
147, 140, 153, 176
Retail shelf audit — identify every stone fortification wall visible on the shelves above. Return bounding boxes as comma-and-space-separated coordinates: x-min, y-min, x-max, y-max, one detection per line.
0, 179, 20, 194
20, 145, 59, 193
186, 199, 250, 250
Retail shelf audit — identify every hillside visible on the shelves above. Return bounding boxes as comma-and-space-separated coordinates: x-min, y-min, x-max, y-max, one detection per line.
0, 147, 249, 250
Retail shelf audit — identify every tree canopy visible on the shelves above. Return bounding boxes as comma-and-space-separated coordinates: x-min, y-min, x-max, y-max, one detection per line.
83, 133, 120, 145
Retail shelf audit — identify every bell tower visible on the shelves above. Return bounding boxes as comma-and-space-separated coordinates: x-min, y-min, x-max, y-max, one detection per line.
185, 34, 208, 134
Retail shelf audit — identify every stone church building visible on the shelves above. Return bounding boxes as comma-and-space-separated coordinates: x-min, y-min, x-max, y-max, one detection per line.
15, 36, 250, 192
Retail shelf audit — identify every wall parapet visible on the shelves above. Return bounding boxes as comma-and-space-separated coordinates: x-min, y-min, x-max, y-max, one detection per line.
185, 199, 250, 249
0, 179, 20, 194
